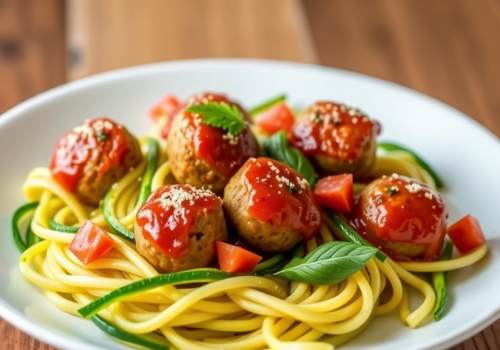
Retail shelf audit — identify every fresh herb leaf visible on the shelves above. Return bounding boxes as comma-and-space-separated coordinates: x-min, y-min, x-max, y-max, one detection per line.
187, 102, 245, 135
378, 141, 444, 189
262, 131, 318, 187
249, 94, 287, 116
274, 241, 378, 285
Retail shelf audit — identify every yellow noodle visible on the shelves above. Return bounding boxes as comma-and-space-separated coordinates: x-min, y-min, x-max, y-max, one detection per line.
389, 260, 435, 328
398, 245, 488, 272
16, 144, 487, 349
152, 160, 171, 190
374, 259, 403, 315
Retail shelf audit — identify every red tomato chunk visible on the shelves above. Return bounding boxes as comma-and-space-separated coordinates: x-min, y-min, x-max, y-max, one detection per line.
448, 214, 486, 254
314, 174, 353, 212
149, 94, 184, 139
255, 103, 295, 135
216, 241, 262, 273
150, 94, 182, 122
69, 221, 115, 265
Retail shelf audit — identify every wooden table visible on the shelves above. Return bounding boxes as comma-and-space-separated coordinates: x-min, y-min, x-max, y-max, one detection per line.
1, 0, 499, 349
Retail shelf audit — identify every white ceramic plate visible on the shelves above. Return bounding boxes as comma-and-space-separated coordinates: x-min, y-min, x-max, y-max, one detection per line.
0, 59, 499, 350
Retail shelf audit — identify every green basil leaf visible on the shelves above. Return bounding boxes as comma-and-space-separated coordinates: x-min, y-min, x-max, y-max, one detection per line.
187, 102, 244, 135
263, 131, 318, 187
274, 241, 378, 285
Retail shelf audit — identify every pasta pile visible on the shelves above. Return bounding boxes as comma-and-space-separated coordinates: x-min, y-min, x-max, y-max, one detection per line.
18, 142, 487, 350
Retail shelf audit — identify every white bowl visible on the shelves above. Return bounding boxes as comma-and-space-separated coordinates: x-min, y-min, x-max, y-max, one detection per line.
0, 59, 499, 350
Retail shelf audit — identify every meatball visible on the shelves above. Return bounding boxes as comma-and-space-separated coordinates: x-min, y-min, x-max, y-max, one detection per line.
351, 174, 448, 261
166, 92, 259, 193
50, 117, 142, 206
134, 184, 227, 272
224, 157, 321, 253
290, 101, 380, 178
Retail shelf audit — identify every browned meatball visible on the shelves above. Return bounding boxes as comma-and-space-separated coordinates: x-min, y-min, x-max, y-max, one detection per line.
351, 174, 448, 261
134, 184, 227, 272
224, 157, 322, 253
290, 101, 380, 178
50, 117, 142, 206
166, 92, 259, 193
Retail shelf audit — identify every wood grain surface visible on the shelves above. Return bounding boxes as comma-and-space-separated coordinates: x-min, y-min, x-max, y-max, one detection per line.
0, 0, 66, 113
66, 0, 317, 79
304, 0, 500, 137
0, 0, 498, 349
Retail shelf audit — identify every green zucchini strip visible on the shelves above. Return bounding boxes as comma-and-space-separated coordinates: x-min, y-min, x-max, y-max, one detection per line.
91, 315, 169, 350
326, 211, 386, 261
26, 218, 42, 247
136, 138, 160, 205
378, 141, 444, 189
12, 202, 39, 253
432, 240, 453, 320
48, 219, 79, 233
254, 242, 306, 276
103, 138, 159, 241
249, 94, 287, 116
79, 269, 230, 318
102, 186, 134, 240
254, 254, 286, 275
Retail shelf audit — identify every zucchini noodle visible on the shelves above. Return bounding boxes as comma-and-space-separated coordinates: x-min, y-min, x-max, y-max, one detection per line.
17, 143, 487, 349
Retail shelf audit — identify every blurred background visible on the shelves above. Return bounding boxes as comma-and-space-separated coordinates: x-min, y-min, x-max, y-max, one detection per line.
0, 0, 499, 349
1, 0, 499, 136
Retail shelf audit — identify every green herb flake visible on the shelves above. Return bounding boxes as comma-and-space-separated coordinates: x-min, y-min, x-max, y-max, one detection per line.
187, 102, 245, 135
96, 131, 108, 142
312, 111, 322, 123
385, 186, 399, 196
288, 183, 298, 193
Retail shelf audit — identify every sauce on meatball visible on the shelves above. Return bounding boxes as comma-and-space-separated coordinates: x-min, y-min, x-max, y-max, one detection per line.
50, 118, 131, 193
183, 93, 258, 177
351, 174, 448, 261
244, 158, 321, 239
136, 184, 221, 259
290, 101, 380, 173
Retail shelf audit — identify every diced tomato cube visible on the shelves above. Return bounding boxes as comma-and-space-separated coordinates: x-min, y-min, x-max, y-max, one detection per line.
69, 221, 115, 265
314, 174, 354, 212
149, 94, 184, 139
216, 241, 262, 273
255, 103, 295, 135
149, 94, 182, 122
448, 214, 486, 254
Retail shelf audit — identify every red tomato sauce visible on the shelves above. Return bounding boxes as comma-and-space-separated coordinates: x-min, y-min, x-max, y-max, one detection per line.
351, 174, 448, 261
136, 184, 221, 259
50, 118, 129, 193
183, 92, 258, 177
243, 157, 321, 239
290, 101, 380, 163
